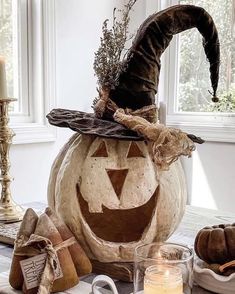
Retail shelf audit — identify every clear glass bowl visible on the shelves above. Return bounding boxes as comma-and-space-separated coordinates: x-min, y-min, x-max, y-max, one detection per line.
134, 242, 194, 294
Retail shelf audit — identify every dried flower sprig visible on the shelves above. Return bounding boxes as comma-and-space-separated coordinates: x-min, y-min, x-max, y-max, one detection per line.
93, 0, 137, 90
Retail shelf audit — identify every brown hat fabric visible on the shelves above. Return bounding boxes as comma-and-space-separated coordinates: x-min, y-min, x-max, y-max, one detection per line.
47, 4, 220, 142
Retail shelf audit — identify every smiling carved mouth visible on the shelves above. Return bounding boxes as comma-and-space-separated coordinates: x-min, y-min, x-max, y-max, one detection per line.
77, 185, 159, 243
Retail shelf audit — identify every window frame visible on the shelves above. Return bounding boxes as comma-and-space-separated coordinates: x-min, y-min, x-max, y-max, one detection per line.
9, 0, 56, 144
10, 0, 30, 121
147, 0, 235, 143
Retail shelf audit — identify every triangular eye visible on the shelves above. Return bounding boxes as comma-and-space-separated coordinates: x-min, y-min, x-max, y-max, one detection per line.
91, 141, 108, 157
127, 142, 145, 158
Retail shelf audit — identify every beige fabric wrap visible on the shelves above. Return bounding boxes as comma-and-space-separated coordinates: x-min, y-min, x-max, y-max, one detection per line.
94, 93, 195, 170
14, 234, 76, 294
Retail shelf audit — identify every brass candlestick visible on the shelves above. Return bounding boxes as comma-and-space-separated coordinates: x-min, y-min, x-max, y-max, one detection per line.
0, 98, 24, 223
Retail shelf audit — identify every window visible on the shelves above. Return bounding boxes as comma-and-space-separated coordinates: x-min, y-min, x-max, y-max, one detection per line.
178, 0, 235, 113
0, 0, 20, 113
0, 0, 56, 143
159, 0, 235, 142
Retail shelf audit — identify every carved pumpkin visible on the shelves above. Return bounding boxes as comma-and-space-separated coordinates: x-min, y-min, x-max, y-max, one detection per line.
194, 224, 235, 264
48, 134, 187, 262
47, 4, 220, 266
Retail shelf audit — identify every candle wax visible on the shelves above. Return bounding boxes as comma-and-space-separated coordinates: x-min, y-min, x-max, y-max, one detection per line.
0, 56, 8, 99
144, 265, 183, 294
144, 282, 183, 294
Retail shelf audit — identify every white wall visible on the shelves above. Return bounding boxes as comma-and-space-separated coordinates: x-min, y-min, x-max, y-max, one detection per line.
9, 0, 235, 213
182, 142, 235, 213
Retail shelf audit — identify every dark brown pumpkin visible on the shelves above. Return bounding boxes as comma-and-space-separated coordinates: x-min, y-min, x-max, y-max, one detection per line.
194, 224, 235, 264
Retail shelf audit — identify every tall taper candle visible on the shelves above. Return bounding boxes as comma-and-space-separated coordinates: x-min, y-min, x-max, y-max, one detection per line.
0, 56, 8, 99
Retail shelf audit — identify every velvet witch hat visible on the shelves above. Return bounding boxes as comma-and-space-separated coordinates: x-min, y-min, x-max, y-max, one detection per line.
47, 4, 220, 168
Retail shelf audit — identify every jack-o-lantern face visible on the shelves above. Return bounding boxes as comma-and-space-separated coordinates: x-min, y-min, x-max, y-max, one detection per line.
48, 134, 187, 262
77, 139, 159, 243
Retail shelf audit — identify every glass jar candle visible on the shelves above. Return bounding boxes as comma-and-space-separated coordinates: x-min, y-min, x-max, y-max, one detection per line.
134, 242, 193, 294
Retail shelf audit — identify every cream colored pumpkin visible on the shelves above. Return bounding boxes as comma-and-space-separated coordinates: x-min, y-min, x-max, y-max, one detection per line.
48, 134, 187, 262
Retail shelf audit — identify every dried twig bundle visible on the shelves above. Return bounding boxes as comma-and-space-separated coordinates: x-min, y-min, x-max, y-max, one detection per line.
93, 0, 137, 90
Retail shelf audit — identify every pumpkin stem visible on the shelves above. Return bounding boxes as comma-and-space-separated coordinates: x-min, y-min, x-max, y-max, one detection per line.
219, 260, 235, 273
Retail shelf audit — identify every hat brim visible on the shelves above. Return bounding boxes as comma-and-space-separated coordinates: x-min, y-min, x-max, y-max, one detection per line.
47, 109, 143, 141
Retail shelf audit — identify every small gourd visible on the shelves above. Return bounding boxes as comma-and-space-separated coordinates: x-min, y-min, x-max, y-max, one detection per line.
194, 224, 235, 264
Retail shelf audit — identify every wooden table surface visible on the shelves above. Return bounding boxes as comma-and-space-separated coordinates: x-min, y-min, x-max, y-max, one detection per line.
0, 204, 235, 294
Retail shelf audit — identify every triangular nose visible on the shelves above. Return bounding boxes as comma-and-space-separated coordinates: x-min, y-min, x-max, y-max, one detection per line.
106, 169, 128, 199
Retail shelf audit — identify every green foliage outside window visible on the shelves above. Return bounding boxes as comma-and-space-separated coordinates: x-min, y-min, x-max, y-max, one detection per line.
206, 91, 235, 113
178, 0, 235, 113
0, 0, 13, 97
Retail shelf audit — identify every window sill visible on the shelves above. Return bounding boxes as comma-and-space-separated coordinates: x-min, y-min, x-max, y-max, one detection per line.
11, 122, 56, 144
167, 118, 235, 143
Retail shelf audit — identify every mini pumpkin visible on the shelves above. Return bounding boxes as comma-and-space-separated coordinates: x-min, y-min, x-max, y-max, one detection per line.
47, 4, 220, 265
194, 224, 235, 264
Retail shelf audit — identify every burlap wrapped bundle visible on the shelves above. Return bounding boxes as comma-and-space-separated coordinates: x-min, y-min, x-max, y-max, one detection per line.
45, 207, 92, 276
9, 208, 92, 294
9, 208, 38, 290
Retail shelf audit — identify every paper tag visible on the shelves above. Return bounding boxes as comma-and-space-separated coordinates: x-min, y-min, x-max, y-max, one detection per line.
20, 253, 63, 290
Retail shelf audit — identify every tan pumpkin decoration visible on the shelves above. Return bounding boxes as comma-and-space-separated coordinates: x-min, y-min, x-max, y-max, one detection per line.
48, 134, 187, 262
194, 224, 235, 264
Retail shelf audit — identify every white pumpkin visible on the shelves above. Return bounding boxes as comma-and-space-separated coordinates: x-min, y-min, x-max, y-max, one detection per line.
48, 134, 187, 262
